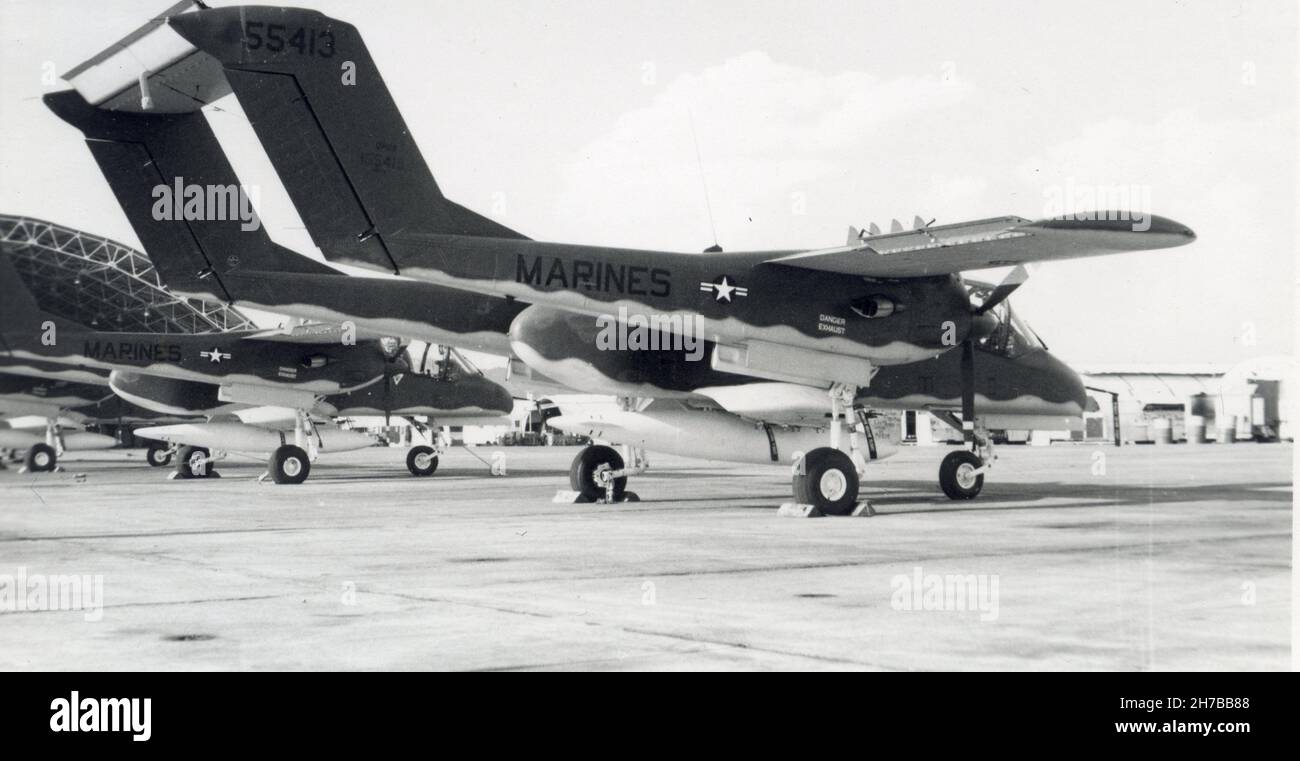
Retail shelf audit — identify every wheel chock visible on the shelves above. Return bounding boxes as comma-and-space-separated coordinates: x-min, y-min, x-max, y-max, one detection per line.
553, 490, 593, 504
777, 502, 823, 517
778, 501, 876, 517
554, 490, 639, 504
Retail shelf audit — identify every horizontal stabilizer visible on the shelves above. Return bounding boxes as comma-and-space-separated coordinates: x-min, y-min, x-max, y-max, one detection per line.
62, 1, 221, 114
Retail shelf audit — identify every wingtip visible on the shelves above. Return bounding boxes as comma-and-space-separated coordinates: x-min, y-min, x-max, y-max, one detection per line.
1026, 213, 1197, 247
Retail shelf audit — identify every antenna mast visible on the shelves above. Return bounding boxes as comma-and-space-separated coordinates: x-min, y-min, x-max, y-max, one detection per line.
687, 108, 720, 251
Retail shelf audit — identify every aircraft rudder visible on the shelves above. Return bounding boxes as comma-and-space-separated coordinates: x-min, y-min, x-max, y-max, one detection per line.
170, 5, 526, 276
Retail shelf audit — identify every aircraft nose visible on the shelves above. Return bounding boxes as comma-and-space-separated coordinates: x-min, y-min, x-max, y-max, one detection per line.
471, 375, 516, 415
1020, 348, 1088, 413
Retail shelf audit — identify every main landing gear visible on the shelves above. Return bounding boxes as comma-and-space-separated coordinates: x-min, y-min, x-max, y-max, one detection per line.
792, 447, 859, 515
789, 384, 870, 516
24, 442, 57, 473
566, 444, 645, 503
20, 419, 66, 474
174, 445, 221, 479
268, 444, 309, 484
262, 411, 319, 485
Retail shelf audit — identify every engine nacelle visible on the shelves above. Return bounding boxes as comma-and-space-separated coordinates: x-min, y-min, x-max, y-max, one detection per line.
109, 371, 239, 416
543, 398, 896, 466
133, 422, 375, 457
0, 429, 116, 451
509, 305, 704, 398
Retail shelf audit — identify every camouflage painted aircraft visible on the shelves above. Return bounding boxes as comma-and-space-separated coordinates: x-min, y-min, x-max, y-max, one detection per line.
0, 368, 128, 471
0, 252, 512, 481
0, 360, 222, 470
44, 3, 1196, 512
48, 81, 1093, 508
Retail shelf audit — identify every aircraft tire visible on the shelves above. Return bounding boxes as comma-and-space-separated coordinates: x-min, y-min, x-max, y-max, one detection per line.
568, 445, 626, 503
939, 450, 984, 500
145, 441, 173, 467
406, 445, 439, 476
25, 443, 57, 473
270, 445, 311, 485
176, 446, 212, 479
792, 447, 859, 515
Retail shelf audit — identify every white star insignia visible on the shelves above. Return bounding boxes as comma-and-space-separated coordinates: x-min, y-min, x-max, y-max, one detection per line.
200, 348, 231, 363
713, 276, 736, 302
699, 276, 749, 303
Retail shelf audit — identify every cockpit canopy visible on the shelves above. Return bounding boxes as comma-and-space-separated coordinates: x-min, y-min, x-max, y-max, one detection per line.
967, 283, 1046, 359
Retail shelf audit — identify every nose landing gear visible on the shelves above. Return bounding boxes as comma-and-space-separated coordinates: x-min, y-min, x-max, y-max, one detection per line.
933, 409, 995, 501
403, 417, 441, 477
406, 444, 439, 477
939, 449, 984, 500
564, 444, 645, 503
145, 440, 174, 467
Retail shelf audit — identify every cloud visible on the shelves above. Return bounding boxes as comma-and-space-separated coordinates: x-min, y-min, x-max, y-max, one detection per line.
553, 51, 974, 250
1009, 109, 1294, 364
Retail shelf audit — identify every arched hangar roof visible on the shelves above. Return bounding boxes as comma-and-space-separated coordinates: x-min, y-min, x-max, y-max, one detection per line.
0, 213, 254, 334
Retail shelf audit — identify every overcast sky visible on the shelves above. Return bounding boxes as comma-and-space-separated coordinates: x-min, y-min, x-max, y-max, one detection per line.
1, 0, 1294, 367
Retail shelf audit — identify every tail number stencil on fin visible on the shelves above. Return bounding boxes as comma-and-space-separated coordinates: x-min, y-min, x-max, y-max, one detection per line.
243, 22, 335, 58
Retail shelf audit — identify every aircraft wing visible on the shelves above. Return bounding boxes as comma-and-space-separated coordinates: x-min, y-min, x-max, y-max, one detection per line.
766, 215, 1195, 277
238, 325, 359, 344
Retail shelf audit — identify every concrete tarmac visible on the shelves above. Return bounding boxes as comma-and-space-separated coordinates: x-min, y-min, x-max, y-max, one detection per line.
0, 443, 1291, 670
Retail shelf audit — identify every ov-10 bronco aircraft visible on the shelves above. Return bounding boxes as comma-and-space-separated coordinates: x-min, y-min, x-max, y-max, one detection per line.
0, 368, 125, 471
0, 251, 513, 482
0, 357, 216, 471
46, 2, 1196, 512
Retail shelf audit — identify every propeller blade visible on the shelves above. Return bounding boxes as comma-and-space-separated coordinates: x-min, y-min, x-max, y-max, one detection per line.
912, 215, 926, 230
383, 365, 393, 427
890, 219, 903, 233
847, 226, 861, 245
973, 264, 1030, 315
868, 222, 881, 236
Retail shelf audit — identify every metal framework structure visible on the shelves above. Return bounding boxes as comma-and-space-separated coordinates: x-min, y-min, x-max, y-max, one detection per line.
0, 214, 254, 334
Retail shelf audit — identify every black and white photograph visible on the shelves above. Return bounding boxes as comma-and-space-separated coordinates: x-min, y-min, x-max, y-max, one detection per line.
0, 0, 1294, 701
